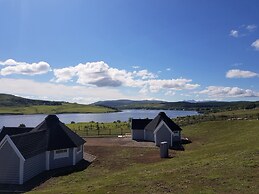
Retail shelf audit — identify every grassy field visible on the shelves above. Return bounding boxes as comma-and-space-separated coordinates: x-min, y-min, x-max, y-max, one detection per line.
67, 121, 130, 136
173, 108, 259, 126
28, 120, 259, 194
0, 103, 117, 115
212, 108, 259, 118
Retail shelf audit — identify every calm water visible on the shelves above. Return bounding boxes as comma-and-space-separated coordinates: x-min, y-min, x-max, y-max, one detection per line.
0, 109, 198, 127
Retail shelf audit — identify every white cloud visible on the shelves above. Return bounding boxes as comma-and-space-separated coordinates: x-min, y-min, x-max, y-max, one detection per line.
132, 65, 140, 69
144, 79, 200, 93
53, 61, 199, 94
166, 68, 171, 71
53, 61, 133, 87
0, 59, 51, 76
0, 78, 134, 104
53, 66, 77, 83
226, 69, 258, 78
229, 25, 257, 38
229, 30, 239, 37
0, 59, 23, 66
246, 24, 257, 32
199, 86, 259, 98
165, 90, 175, 96
133, 69, 157, 79
139, 85, 149, 95
251, 39, 259, 50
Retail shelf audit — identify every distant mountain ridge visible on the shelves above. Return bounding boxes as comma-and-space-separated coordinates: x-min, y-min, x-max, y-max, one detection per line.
93, 99, 165, 108
93, 99, 259, 113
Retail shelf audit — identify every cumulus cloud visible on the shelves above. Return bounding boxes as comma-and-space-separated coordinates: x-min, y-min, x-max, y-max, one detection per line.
53, 61, 199, 93
0, 59, 51, 76
133, 69, 157, 79
229, 30, 239, 37
146, 79, 199, 93
251, 39, 259, 50
226, 69, 258, 78
166, 68, 171, 71
53, 61, 134, 87
52, 67, 77, 82
132, 65, 140, 69
199, 86, 259, 98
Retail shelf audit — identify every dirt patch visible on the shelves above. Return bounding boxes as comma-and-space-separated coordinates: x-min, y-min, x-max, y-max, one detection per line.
85, 137, 156, 147
84, 137, 175, 171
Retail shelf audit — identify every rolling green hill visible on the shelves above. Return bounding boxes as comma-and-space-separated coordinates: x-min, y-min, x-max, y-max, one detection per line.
0, 94, 117, 114
28, 120, 259, 194
0, 93, 63, 107
94, 99, 259, 113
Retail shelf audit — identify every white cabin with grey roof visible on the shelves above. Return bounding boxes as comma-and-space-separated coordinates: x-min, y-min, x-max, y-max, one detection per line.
0, 115, 85, 185
131, 112, 182, 147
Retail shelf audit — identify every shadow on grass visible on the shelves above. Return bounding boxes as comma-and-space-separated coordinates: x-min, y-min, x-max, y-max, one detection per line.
0, 159, 91, 194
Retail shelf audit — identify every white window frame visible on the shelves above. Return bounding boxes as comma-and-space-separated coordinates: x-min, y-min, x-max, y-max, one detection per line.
76, 145, 82, 154
54, 148, 69, 159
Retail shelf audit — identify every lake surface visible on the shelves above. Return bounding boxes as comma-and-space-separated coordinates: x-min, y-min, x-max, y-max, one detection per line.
0, 109, 198, 127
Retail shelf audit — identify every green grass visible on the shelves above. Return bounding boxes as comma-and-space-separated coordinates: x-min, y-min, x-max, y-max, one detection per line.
212, 108, 259, 118
28, 120, 259, 194
67, 121, 131, 136
0, 103, 117, 115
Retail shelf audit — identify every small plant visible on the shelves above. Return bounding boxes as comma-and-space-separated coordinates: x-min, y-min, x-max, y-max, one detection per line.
18, 123, 26, 128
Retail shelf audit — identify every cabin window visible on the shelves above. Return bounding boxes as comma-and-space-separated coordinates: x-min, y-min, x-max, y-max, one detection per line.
54, 149, 69, 159
173, 131, 179, 136
76, 145, 82, 153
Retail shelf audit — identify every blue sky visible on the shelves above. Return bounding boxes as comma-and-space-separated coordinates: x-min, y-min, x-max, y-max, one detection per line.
0, 0, 259, 104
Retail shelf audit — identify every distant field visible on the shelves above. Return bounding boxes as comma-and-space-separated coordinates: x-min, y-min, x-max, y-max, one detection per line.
212, 108, 259, 118
29, 120, 259, 194
67, 121, 130, 136
0, 103, 117, 115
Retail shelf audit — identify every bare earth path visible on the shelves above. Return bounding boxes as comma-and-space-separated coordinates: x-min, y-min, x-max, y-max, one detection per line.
84, 137, 156, 147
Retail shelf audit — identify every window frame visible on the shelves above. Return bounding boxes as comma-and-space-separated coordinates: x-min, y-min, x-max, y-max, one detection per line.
54, 148, 69, 159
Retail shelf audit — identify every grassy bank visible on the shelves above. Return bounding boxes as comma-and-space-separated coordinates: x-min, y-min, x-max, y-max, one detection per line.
0, 103, 117, 115
29, 120, 259, 194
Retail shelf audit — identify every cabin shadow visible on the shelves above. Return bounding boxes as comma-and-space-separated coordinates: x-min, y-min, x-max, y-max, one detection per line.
0, 159, 91, 194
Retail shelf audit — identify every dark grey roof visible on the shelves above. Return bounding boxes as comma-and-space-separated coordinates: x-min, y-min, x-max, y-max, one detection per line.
32, 115, 86, 150
0, 115, 85, 159
11, 130, 48, 159
0, 127, 33, 142
144, 112, 182, 132
131, 119, 152, 130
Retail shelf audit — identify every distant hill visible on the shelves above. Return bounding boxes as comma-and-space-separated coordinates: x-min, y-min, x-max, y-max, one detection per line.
93, 99, 165, 109
93, 99, 259, 113
0, 93, 64, 107
0, 94, 117, 115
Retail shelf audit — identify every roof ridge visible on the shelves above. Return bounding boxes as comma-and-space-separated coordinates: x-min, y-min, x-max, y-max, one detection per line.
10, 129, 46, 138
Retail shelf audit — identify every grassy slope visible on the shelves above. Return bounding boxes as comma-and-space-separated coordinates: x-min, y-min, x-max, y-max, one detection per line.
0, 103, 117, 115
29, 120, 259, 194
212, 108, 259, 117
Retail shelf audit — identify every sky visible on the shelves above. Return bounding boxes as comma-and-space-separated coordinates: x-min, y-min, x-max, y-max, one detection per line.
0, 0, 259, 104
